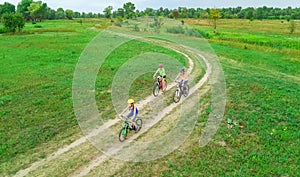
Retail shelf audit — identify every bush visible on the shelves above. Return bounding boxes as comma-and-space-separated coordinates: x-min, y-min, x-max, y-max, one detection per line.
34, 25, 42, 28
289, 20, 296, 34
1, 13, 25, 33
166, 25, 185, 34
185, 28, 201, 37
133, 24, 139, 32
196, 29, 211, 39
115, 22, 122, 27
0, 28, 7, 34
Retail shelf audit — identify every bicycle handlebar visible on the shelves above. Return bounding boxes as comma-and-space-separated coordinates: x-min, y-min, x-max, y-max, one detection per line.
119, 115, 133, 122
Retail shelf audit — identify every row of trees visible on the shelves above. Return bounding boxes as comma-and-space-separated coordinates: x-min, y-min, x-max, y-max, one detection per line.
1, 1, 300, 21
0, 1, 299, 33
105, 5, 300, 20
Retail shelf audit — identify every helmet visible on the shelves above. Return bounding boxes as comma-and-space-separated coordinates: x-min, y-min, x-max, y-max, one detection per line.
128, 99, 134, 104
180, 68, 185, 72
159, 64, 163, 68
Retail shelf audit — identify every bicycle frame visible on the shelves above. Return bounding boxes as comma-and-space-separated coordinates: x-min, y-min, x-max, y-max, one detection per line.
156, 76, 163, 89
176, 81, 185, 94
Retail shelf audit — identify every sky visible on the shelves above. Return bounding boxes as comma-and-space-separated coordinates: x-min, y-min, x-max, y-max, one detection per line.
1, 0, 299, 13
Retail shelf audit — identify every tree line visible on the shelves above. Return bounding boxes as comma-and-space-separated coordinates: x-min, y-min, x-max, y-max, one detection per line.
1, 0, 299, 32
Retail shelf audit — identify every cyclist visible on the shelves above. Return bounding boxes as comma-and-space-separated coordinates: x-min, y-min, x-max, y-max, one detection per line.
153, 64, 167, 90
175, 67, 189, 94
120, 99, 139, 131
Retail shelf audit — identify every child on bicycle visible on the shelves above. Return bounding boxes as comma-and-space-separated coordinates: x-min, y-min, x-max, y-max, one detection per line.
175, 68, 189, 93
153, 64, 167, 90
120, 99, 139, 131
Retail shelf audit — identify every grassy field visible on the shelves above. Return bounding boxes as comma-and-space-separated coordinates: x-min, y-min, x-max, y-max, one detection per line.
104, 19, 299, 176
1, 18, 299, 176
0, 19, 189, 175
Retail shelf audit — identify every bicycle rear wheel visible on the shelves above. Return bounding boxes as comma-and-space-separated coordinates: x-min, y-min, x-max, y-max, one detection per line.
135, 118, 142, 132
183, 85, 189, 97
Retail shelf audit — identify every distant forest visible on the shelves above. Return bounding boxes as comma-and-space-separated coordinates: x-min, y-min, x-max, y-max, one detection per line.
1, 0, 300, 21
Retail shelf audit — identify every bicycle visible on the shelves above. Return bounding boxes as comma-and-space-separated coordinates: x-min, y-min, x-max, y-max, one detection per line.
118, 115, 143, 142
173, 80, 189, 103
153, 76, 167, 97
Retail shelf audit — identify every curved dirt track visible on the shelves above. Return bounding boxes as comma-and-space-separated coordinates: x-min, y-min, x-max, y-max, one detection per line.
15, 30, 212, 177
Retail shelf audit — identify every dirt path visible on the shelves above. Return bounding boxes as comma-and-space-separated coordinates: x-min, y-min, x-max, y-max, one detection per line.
70, 33, 211, 177
14, 31, 209, 177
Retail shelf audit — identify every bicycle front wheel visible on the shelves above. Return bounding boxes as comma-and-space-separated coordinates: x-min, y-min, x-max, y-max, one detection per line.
173, 89, 181, 103
163, 80, 168, 91
119, 128, 127, 142
153, 83, 160, 97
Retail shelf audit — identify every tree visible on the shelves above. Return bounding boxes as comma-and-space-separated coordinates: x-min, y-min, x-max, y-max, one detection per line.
1, 12, 25, 32
144, 8, 154, 16
116, 8, 125, 18
17, 0, 33, 20
256, 7, 265, 20
27, 1, 47, 21
178, 7, 188, 18
244, 7, 255, 19
15, 12, 25, 32
65, 9, 74, 20
56, 8, 65, 19
74, 12, 81, 18
0, 2, 15, 16
103, 6, 112, 19
209, 8, 221, 33
172, 10, 179, 19
46, 8, 56, 19
27, 2, 41, 21
123, 2, 135, 19
2, 13, 16, 32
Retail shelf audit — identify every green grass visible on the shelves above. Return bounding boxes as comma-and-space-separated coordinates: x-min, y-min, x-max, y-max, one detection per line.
110, 19, 299, 176
0, 19, 188, 174
0, 20, 101, 166
1, 18, 299, 176
95, 39, 188, 120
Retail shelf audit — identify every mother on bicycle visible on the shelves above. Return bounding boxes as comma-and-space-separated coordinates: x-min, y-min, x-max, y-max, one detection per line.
175, 67, 189, 92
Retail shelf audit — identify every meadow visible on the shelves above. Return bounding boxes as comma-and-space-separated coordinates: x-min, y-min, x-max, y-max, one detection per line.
0, 18, 299, 176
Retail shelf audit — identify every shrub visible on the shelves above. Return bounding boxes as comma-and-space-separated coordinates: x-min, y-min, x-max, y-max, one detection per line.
196, 29, 211, 39
34, 25, 42, 28
115, 22, 122, 27
166, 25, 185, 34
289, 20, 296, 34
1, 13, 17, 32
0, 28, 7, 34
133, 24, 139, 32
185, 28, 201, 37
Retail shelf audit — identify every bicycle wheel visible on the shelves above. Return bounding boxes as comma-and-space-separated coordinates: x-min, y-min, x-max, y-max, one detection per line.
163, 80, 167, 91
119, 127, 127, 142
135, 118, 142, 132
183, 85, 189, 97
153, 83, 160, 97
173, 89, 181, 103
